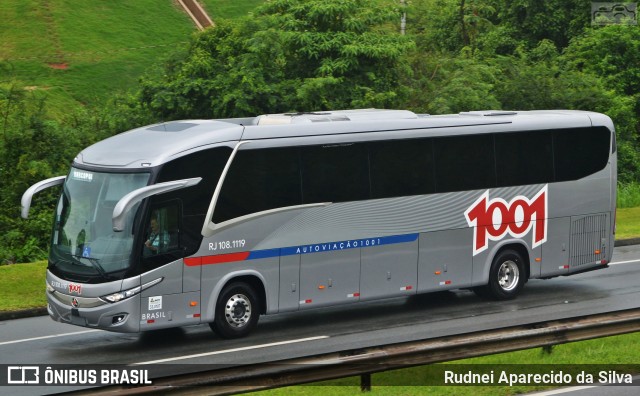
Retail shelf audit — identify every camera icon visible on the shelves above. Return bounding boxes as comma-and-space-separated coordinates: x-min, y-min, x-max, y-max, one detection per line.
592, 2, 638, 25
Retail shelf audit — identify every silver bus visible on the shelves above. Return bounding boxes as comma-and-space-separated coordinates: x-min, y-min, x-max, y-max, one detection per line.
22, 109, 616, 338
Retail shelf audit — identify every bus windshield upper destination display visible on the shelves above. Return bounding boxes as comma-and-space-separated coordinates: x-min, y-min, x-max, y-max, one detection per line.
21, 109, 616, 338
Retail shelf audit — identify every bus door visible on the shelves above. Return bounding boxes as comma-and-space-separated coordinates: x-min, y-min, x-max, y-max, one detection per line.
139, 202, 201, 329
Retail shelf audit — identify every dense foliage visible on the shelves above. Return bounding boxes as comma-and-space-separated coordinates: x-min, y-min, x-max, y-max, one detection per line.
136, 0, 414, 118
1, 0, 639, 263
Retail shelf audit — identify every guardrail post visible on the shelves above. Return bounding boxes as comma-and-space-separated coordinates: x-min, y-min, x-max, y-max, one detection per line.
360, 373, 371, 392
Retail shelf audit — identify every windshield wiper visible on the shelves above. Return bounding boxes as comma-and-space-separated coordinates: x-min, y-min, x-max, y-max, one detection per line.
70, 255, 114, 282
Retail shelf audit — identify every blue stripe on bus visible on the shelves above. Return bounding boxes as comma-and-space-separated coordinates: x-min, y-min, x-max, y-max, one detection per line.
246, 248, 280, 260
245, 233, 419, 261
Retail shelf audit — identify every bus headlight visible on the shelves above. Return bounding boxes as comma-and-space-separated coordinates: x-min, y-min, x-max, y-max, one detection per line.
99, 277, 163, 304
101, 286, 142, 303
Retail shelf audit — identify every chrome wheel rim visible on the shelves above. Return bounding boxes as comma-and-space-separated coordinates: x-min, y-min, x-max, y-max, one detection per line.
498, 260, 519, 291
224, 293, 251, 328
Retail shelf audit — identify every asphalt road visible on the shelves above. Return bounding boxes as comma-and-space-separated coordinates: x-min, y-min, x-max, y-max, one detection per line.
2, 244, 640, 395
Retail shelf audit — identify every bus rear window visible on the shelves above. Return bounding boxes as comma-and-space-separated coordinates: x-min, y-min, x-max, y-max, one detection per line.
554, 127, 610, 181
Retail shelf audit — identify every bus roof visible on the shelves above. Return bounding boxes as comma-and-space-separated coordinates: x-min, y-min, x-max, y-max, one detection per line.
73, 109, 612, 169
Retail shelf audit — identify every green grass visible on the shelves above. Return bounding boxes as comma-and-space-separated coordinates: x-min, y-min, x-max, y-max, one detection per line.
200, 0, 265, 20
1, 0, 197, 116
616, 206, 640, 239
617, 182, 640, 208
0, 260, 47, 311
1, 0, 267, 118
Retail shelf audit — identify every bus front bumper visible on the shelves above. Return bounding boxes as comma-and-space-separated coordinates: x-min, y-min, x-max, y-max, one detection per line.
47, 292, 141, 333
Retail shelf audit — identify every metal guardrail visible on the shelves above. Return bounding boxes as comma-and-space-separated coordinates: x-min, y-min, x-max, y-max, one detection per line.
64, 307, 640, 395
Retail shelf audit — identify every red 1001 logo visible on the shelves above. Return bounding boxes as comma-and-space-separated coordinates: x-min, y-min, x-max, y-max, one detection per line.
464, 185, 547, 256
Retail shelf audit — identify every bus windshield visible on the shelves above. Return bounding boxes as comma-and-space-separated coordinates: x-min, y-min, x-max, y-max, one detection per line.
50, 168, 150, 282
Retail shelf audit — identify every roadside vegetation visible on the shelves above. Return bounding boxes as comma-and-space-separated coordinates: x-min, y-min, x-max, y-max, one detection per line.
617, 182, 640, 208
615, 184, 640, 239
616, 206, 640, 239
0, 261, 46, 311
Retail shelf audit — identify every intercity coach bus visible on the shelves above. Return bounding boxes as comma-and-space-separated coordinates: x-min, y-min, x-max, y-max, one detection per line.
22, 109, 616, 338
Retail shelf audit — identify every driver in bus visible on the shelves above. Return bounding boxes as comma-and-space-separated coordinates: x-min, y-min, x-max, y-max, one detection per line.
144, 217, 168, 255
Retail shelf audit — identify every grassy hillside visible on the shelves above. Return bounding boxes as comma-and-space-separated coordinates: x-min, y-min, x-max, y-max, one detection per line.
0, 0, 197, 116
200, 0, 265, 19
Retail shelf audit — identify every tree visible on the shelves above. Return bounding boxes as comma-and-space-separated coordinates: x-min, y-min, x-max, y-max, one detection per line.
0, 88, 66, 262
0, 82, 118, 263
562, 25, 640, 183
563, 25, 640, 97
459, 0, 496, 55
494, 0, 591, 49
136, 0, 414, 120
406, 55, 501, 114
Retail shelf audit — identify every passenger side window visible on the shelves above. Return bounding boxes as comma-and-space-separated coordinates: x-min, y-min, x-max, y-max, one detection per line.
301, 144, 369, 203
213, 147, 302, 223
554, 127, 610, 181
495, 131, 554, 187
434, 134, 496, 192
369, 139, 435, 198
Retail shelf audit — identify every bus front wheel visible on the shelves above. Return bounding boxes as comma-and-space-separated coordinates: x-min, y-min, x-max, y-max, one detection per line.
474, 249, 525, 300
210, 282, 260, 339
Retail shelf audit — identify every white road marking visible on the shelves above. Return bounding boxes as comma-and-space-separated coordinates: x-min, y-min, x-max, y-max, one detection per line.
526, 385, 598, 395
134, 335, 330, 365
609, 258, 640, 266
0, 330, 100, 346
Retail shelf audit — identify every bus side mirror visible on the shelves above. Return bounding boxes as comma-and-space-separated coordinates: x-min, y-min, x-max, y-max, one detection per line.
112, 177, 201, 232
21, 175, 66, 219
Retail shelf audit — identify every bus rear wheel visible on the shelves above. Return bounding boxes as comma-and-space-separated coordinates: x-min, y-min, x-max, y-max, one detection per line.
210, 282, 260, 339
474, 249, 525, 300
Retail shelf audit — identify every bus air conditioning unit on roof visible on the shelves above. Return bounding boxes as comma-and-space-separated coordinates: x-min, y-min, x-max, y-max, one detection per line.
255, 109, 418, 125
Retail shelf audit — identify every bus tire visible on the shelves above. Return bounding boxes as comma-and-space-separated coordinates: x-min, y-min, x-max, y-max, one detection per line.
210, 282, 260, 339
474, 249, 525, 300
